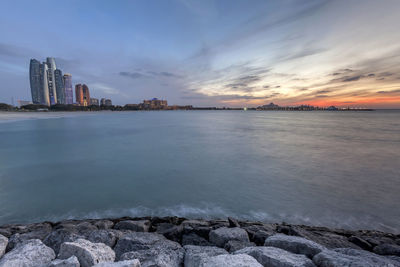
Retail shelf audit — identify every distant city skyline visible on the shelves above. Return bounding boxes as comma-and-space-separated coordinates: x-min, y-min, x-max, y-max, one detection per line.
1, 0, 400, 108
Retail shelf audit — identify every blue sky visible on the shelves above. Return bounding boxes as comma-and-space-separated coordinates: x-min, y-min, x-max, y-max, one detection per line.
1, 0, 400, 107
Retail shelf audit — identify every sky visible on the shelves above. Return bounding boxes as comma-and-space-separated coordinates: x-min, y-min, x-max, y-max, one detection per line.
0, 0, 400, 108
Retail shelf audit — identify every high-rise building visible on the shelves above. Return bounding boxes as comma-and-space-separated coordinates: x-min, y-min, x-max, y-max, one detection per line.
63, 74, 73, 104
75, 84, 90, 106
100, 98, 112, 106
46, 57, 57, 105
29, 59, 42, 105
54, 69, 65, 104
40, 62, 50, 106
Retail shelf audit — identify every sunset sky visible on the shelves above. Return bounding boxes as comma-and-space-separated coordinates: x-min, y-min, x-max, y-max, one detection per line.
1, 0, 400, 108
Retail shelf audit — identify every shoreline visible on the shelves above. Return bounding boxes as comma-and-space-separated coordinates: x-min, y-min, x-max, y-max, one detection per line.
0, 216, 399, 266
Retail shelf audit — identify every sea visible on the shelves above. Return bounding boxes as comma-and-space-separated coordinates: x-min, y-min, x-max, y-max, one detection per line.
0, 110, 399, 233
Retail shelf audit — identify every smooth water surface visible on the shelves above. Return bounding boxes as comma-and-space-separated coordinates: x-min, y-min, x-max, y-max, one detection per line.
0, 111, 399, 232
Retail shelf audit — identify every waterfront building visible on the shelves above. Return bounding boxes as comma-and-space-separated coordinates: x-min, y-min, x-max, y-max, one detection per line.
90, 98, 99, 106
40, 62, 51, 106
63, 74, 73, 104
17, 100, 32, 107
100, 98, 112, 106
54, 69, 65, 104
141, 98, 168, 110
46, 57, 57, 105
75, 84, 90, 106
29, 59, 44, 105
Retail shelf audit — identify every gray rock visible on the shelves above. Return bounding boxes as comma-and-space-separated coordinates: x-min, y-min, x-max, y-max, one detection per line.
47, 256, 80, 267
373, 243, 400, 256
156, 223, 183, 243
265, 234, 326, 258
75, 222, 99, 235
58, 238, 115, 267
235, 246, 315, 267
224, 240, 256, 253
0, 239, 55, 267
94, 220, 114, 230
88, 230, 118, 248
114, 232, 177, 260
93, 259, 140, 267
209, 227, 249, 247
182, 233, 212, 246
228, 217, 240, 228
199, 254, 263, 267
120, 246, 184, 267
0, 234, 7, 258
114, 220, 150, 232
181, 220, 210, 228
313, 248, 400, 267
44, 228, 83, 254
348, 236, 372, 251
6, 223, 52, 251
184, 245, 228, 267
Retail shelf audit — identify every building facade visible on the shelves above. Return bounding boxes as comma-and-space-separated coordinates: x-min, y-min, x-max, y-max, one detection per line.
63, 73, 73, 104
29, 59, 43, 105
100, 98, 112, 106
54, 69, 65, 104
90, 98, 99, 106
141, 98, 168, 110
75, 84, 90, 106
46, 57, 57, 105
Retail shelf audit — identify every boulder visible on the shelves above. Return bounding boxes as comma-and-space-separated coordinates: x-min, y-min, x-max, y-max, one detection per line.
184, 245, 228, 267
0, 234, 7, 258
265, 234, 326, 258
156, 223, 183, 243
6, 223, 52, 251
235, 246, 315, 267
88, 230, 119, 248
348, 236, 372, 251
199, 254, 263, 267
58, 238, 115, 267
373, 243, 400, 256
0, 239, 55, 267
94, 220, 114, 230
228, 217, 240, 228
114, 220, 150, 232
93, 259, 141, 267
313, 248, 400, 267
120, 246, 184, 267
209, 227, 249, 247
182, 233, 212, 246
47, 256, 80, 267
114, 232, 179, 260
44, 229, 83, 254
224, 240, 256, 253
181, 220, 210, 228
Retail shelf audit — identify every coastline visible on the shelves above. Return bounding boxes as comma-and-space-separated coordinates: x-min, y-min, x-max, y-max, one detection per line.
0, 216, 399, 266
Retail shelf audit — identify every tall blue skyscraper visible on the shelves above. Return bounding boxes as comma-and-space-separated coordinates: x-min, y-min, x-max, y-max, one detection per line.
54, 69, 65, 104
63, 73, 73, 104
29, 59, 41, 104
46, 57, 57, 105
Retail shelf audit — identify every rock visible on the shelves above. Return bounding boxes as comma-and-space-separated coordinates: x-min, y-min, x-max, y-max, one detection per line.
224, 240, 256, 253
373, 243, 400, 256
181, 220, 210, 228
93, 259, 141, 267
0, 239, 55, 267
182, 233, 212, 246
94, 220, 114, 230
348, 236, 372, 251
114, 232, 178, 260
156, 223, 183, 243
228, 217, 240, 228
114, 220, 150, 232
235, 246, 315, 267
199, 254, 263, 267
265, 234, 326, 258
76, 222, 99, 236
313, 248, 400, 267
6, 223, 53, 251
43, 229, 83, 254
209, 227, 249, 247
184, 245, 228, 267
47, 256, 80, 267
120, 246, 184, 267
88, 230, 119, 248
253, 230, 273, 246
0, 234, 7, 258
58, 238, 115, 267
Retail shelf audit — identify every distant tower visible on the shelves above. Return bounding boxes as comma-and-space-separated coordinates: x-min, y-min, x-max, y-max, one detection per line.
54, 69, 65, 104
82, 84, 90, 106
40, 62, 50, 106
75, 84, 83, 105
46, 57, 57, 105
63, 74, 73, 104
29, 59, 42, 104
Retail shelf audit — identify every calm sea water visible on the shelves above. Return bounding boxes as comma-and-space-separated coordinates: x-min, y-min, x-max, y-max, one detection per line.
0, 111, 399, 233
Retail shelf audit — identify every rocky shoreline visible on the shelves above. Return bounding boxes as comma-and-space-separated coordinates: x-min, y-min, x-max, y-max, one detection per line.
0, 216, 399, 266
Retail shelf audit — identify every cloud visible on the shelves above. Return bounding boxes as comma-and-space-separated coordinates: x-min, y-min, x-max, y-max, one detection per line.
0, 43, 37, 58
119, 71, 146, 79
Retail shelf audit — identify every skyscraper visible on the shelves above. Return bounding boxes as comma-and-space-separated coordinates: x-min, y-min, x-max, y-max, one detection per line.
29, 59, 42, 104
75, 84, 90, 106
54, 69, 65, 104
63, 74, 73, 104
46, 57, 57, 105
